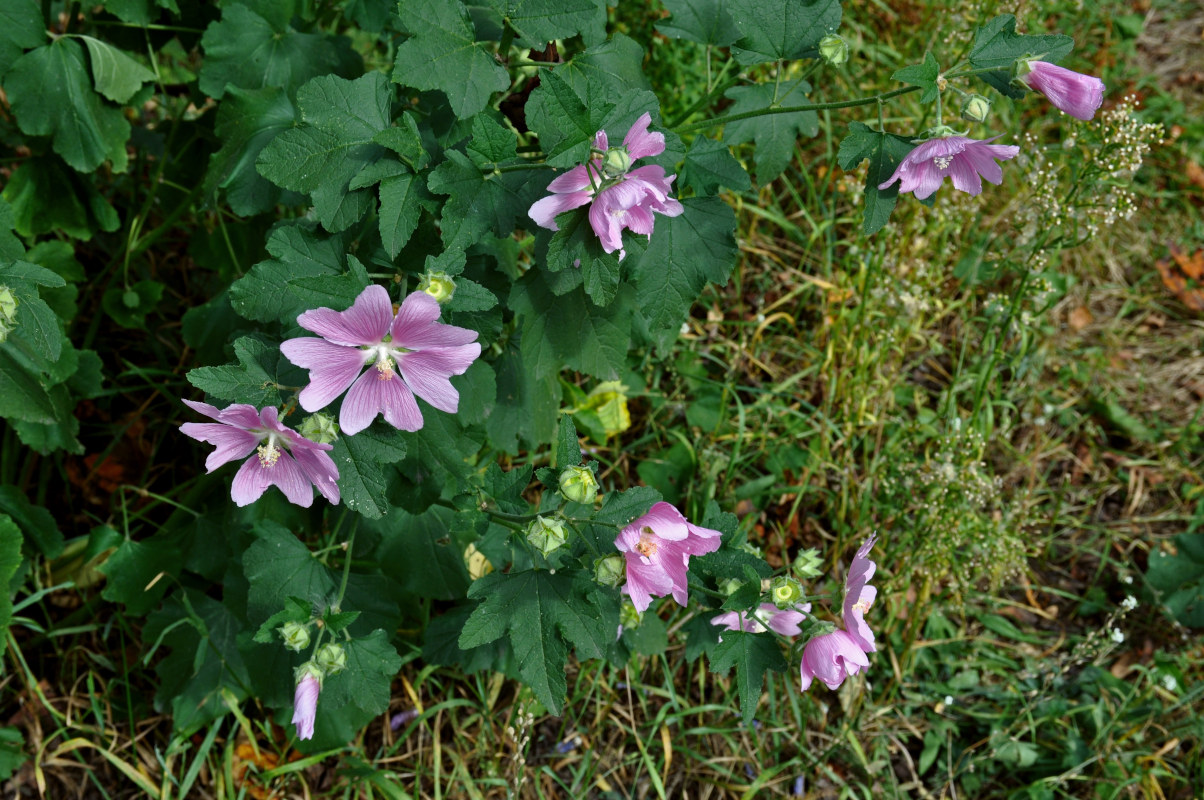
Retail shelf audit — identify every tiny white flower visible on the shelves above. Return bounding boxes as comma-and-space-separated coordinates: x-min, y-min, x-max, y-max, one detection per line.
1120, 574, 1133, 584
1109, 627, 1125, 644
1160, 674, 1178, 692
1121, 595, 1137, 611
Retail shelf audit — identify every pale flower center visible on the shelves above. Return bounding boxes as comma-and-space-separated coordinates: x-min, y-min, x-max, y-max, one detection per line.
852, 597, 873, 614
257, 434, 282, 468
933, 154, 954, 171
635, 526, 659, 560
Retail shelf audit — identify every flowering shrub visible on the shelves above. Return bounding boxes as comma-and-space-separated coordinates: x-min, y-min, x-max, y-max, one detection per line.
0, 0, 1115, 752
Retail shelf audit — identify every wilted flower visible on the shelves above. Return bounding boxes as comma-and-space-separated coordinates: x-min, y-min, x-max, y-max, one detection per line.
878, 133, 1020, 200
180, 401, 340, 507
614, 501, 721, 613
280, 285, 481, 435
711, 602, 810, 639
528, 112, 683, 259
292, 664, 322, 741
559, 464, 599, 505
1016, 60, 1105, 121
798, 629, 870, 691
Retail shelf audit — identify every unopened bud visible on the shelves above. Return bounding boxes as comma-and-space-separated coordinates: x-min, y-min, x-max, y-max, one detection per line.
298, 412, 339, 444
601, 146, 632, 179
593, 554, 624, 588
559, 465, 598, 505
961, 93, 991, 123
294, 660, 324, 686
525, 516, 568, 557
418, 271, 455, 304
769, 577, 804, 609
619, 599, 641, 630
0, 286, 16, 343
792, 548, 824, 580
719, 578, 744, 597
278, 621, 311, 652
818, 34, 849, 66
314, 642, 347, 675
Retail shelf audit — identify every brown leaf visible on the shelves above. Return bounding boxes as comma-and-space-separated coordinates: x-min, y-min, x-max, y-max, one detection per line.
1155, 245, 1204, 311
1068, 306, 1093, 330
1186, 159, 1204, 191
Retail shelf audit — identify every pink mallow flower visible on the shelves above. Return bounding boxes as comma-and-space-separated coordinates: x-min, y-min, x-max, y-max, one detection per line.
799, 534, 879, 692
878, 134, 1020, 200
615, 501, 721, 613
180, 401, 340, 508
291, 669, 321, 741
711, 602, 810, 639
528, 112, 683, 258
280, 285, 481, 435
1017, 60, 1105, 121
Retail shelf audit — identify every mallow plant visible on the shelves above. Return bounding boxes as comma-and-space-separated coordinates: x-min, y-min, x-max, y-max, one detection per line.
0, 0, 1106, 750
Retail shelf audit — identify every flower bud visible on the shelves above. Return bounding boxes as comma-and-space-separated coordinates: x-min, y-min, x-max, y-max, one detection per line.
601, 146, 632, 179
619, 599, 641, 630
278, 621, 311, 652
792, 548, 824, 580
719, 578, 744, 597
298, 412, 339, 444
559, 465, 598, 505
314, 642, 347, 675
0, 286, 17, 321
593, 554, 624, 588
769, 576, 804, 609
961, 93, 991, 123
818, 34, 849, 66
417, 271, 456, 304
294, 660, 324, 685
525, 516, 568, 557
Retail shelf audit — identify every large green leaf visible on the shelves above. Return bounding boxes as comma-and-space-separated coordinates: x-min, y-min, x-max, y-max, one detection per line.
204, 86, 300, 216
330, 425, 408, 520
199, 3, 360, 99
0, 0, 44, 78
510, 277, 633, 380
680, 134, 751, 195
723, 78, 818, 184
185, 336, 283, 408
78, 35, 155, 104
5, 38, 130, 172
460, 569, 614, 713
709, 630, 788, 725
0, 487, 61, 559
98, 535, 182, 615
305, 630, 402, 750
727, 0, 842, 65
393, 0, 510, 118
0, 156, 120, 239
656, 0, 741, 46
477, 0, 601, 46
371, 505, 471, 599
228, 222, 350, 324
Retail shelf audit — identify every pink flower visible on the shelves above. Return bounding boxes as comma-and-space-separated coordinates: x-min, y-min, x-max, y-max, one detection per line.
291, 672, 320, 741
798, 629, 870, 691
180, 401, 340, 508
280, 285, 481, 435
614, 501, 721, 613
711, 602, 811, 639
1018, 60, 1105, 121
878, 135, 1020, 200
843, 533, 878, 653
528, 112, 684, 258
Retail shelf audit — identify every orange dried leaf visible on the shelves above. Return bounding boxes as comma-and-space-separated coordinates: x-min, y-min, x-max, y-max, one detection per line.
1155, 245, 1204, 311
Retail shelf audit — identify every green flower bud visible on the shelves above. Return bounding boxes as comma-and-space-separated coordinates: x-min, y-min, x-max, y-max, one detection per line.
417, 271, 456, 304
314, 642, 347, 675
619, 599, 641, 631
601, 146, 632, 179
559, 465, 598, 505
593, 554, 624, 588
294, 660, 324, 686
298, 412, 339, 444
792, 548, 824, 580
0, 319, 13, 344
278, 621, 311, 652
961, 93, 991, 123
818, 34, 849, 66
719, 578, 744, 597
769, 576, 804, 609
525, 516, 568, 557
0, 286, 17, 321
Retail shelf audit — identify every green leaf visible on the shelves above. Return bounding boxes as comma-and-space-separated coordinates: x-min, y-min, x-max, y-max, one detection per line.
892, 51, 940, 104
252, 596, 312, 644
228, 222, 348, 324
372, 111, 430, 170
969, 14, 1074, 98
680, 135, 751, 195
198, 3, 360, 99
487, 345, 560, 453
627, 196, 738, 348
371, 505, 471, 599
656, 0, 741, 46
593, 485, 661, 527
479, 0, 601, 46
545, 208, 621, 307
98, 535, 181, 615
5, 39, 130, 172
393, 0, 510, 118
330, 422, 407, 520
100, 279, 164, 329
0, 156, 120, 240
427, 150, 543, 250
244, 522, 338, 620
727, 0, 842, 65
723, 78, 818, 184
0, 349, 56, 426
0, 0, 44, 78
836, 121, 915, 235
0, 515, 23, 658
460, 569, 613, 713
555, 415, 582, 469
78, 35, 155, 103
186, 336, 282, 408
709, 630, 788, 725
0, 199, 23, 263
556, 34, 653, 97
0, 486, 61, 558
204, 86, 300, 216
510, 277, 633, 380
378, 171, 427, 258
1147, 534, 1204, 628
0, 727, 26, 781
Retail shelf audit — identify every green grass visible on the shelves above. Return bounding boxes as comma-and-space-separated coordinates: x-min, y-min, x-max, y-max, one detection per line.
5, 0, 1204, 797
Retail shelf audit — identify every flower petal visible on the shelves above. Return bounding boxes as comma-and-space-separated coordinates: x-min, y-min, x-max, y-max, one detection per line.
291, 446, 341, 505
399, 343, 481, 413
297, 284, 393, 346
622, 112, 666, 160
281, 337, 368, 412
341, 366, 424, 434
529, 190, 593, 231
546, 164, 593, 193
180, 422, 261, 472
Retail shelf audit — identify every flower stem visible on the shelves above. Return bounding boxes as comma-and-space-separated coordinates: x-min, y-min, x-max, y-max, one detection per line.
673, 85, 920, 134
333, 518, 359, 610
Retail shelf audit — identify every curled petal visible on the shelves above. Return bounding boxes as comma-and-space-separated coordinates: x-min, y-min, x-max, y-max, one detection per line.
622, 112, 666, 160
529, 190, 593, 231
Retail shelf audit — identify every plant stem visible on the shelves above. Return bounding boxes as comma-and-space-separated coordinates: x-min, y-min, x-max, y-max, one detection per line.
674, 85, 920, 134
333, 518, 359, 610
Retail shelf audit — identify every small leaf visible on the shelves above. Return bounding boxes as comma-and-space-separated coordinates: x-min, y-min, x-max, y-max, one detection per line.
186, 336, 282, 408
723, 78, 818, 184
708, 630, 788, 725
680, 135, 751, 195
892, 51, 940, 104
78, 35, 155, 104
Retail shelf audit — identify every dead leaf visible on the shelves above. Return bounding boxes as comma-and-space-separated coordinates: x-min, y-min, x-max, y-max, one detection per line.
1068, 306, 1093, 330
1186, 159, 1204, 191
1155, 245, 1204, 311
